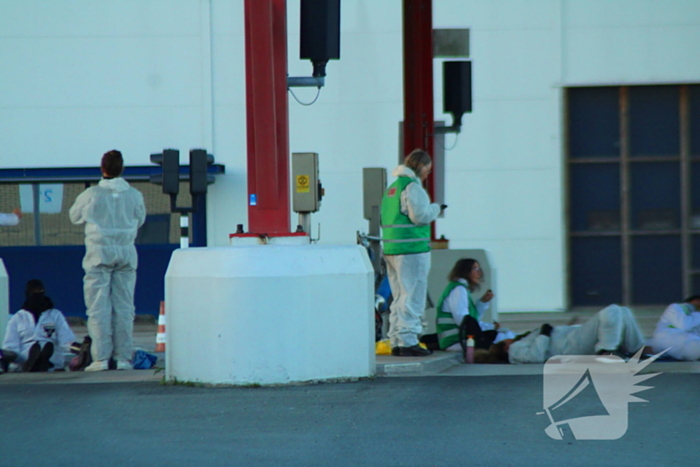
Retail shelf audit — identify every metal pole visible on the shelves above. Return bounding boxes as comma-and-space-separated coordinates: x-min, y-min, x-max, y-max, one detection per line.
244, 0, 291, 234
32, 183, 41, 246
680, 85, 691, 298
620, 87, 632, 305
403, 0, 436, 240
180, 215, 189, 249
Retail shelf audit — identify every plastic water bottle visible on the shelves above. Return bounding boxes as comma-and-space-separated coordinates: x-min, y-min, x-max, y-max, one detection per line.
465, 335, 475, 364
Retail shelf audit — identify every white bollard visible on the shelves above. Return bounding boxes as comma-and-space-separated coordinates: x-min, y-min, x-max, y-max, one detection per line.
165, 244, 375, 385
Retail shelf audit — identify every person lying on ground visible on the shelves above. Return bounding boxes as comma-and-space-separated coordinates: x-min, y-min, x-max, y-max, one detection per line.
648, 295, 700, 361
2, 279, 75, 372
474, 304, 646, 364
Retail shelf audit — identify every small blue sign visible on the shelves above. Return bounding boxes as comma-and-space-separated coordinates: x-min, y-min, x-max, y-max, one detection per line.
249, 194, 257, 206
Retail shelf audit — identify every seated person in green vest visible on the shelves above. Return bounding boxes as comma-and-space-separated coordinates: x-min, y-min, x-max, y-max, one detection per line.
381, 149, 443, 357
436, 258, 516, 352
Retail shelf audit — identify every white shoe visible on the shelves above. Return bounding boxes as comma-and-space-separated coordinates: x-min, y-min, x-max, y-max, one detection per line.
84, 360, 108, 372
116, 360, 133, 371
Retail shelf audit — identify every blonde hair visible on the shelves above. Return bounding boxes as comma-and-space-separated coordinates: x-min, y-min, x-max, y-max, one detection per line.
403, 149, 431, 175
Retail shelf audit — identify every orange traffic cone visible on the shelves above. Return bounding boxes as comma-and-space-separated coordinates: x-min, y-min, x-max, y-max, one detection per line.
155, 301, 166, 352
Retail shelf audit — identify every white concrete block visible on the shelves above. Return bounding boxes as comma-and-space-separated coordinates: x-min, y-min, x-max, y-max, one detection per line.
165, 244, 375, 385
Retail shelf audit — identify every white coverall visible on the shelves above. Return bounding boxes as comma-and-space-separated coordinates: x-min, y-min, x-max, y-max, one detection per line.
0, 212, 20, 226
441, 278, 516, 351
2, 309, 75, 370
69, 177, 146, 363
649, 303, 700, 360
508, 305, 645, 364
385, 165, 441, 348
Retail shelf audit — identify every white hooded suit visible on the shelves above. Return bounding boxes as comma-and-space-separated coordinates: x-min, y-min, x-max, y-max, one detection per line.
649, 303, 700, 361
508, 305, 645, 364
70, 177, 146, 363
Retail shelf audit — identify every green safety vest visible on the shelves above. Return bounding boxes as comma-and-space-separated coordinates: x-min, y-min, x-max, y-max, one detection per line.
435, 281, 479, 350
380, 177, 431, 255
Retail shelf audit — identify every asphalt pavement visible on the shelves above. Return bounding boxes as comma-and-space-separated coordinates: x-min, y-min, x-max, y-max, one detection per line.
0, 374, 698, 467
2, 309, 698, 466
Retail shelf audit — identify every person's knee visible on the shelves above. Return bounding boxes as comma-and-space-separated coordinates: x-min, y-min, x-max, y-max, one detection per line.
599, 304, 622, 324
681, 338, 700, 361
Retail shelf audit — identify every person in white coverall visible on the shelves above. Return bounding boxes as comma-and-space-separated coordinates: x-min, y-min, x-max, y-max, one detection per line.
649, 295, 700, 361
0, 208, 22, 226
505, 305, 646, 364
381, 149, 443, 357
69, 150, 146, 371
2, 279, 75, 372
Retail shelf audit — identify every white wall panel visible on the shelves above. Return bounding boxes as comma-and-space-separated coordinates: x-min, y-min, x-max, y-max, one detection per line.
561, 0, 700, 84
441, 97, 561, 171
0, 106, 208, 166
2, 0, 699, 313
0, 1, 201, 37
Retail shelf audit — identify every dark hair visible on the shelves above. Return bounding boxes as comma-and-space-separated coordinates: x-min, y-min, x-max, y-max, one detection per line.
25, 279, 45, 297
101, 150, 124, 178
403, 149, 431, 175
448, 258, 483, 291
683, 295, 700, 303
474, 343, 510, 364
22, 279, 53, 313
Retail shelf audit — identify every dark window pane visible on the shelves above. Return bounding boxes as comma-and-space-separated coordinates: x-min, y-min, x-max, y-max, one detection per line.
630, 162, 680, 230
629, 85, 679, 157
632, 236, 682, 304
691, 85, 700, 156
569, 164, 620, 231
568, 87, 620, 158
571, 237, 622, 306
693, 235, 700, 270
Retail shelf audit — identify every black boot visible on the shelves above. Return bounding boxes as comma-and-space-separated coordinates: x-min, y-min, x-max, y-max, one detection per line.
397, 345, 432, 357
23, 343, 41, 372
36, 342, 54, 372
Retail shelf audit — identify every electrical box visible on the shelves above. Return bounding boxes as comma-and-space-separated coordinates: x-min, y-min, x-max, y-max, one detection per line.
292, 152, 321, 213
362, 168, 386, 221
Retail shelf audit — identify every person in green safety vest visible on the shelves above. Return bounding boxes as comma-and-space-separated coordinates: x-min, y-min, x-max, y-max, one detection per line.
435, 258, 516, 352
381, 149, 443, 357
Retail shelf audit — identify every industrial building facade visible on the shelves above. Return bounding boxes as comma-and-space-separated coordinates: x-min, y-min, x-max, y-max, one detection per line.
1, 0, 699, 314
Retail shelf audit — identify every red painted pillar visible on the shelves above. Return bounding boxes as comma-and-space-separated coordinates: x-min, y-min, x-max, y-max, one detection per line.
244, 0, 291, 234
403, 0, 436, 239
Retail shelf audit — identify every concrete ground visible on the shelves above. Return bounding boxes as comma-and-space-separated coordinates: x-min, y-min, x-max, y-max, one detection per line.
1, 307, 698, 466
1, 374, 698, 466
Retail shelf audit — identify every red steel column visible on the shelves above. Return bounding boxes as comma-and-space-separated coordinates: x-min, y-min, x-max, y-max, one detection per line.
244, 0, 291, 234
403, 0, 436, 239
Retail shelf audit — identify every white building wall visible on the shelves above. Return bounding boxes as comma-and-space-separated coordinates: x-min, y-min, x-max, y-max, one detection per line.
1, 0, 699, 312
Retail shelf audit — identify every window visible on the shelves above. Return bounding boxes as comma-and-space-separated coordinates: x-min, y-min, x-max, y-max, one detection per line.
567, 85, 700, 306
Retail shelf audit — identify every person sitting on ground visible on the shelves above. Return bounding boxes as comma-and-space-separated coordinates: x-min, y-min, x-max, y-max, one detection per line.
2, 279, 76, 372
0, 208, 22, 226
435, 258, 516, 352
477, 304, 646, 364
648, 295, 700, 361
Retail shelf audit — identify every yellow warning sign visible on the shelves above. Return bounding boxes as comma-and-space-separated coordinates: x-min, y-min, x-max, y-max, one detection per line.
296, 175, 310, 193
